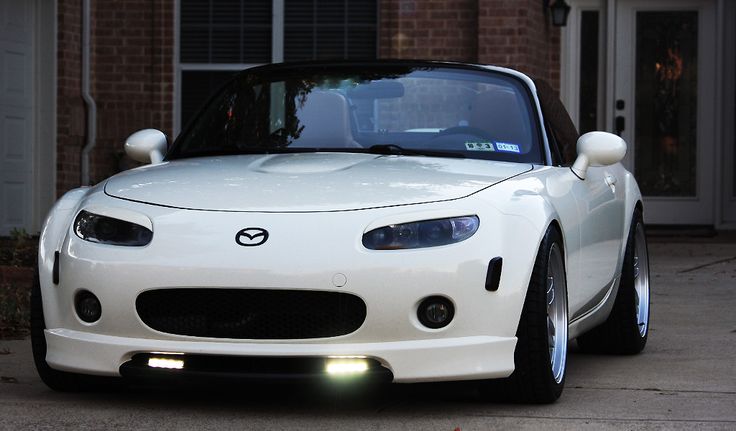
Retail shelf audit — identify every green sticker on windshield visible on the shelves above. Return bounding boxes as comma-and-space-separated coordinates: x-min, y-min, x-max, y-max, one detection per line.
465, 142, 495, 151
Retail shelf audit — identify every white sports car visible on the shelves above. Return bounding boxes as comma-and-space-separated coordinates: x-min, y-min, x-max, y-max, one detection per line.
33, 61, 650, 403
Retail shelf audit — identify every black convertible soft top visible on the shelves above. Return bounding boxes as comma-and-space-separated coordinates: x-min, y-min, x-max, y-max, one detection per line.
534, 78, 580, 165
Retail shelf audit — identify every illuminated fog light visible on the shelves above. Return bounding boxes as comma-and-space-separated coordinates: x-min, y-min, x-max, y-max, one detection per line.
147, 357, 184, 370
325, 358, 369, 375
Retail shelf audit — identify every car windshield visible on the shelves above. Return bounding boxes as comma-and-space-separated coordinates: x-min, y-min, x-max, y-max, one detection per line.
168, 64, 544, 163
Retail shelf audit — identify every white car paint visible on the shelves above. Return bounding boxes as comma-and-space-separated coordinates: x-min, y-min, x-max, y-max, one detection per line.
36, 65, 643, 384
104, 154, 532, 212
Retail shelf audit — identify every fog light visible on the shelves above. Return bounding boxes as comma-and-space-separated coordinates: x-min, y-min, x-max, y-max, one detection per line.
418, 296, 454, 329
325, 358, 369, 375
74, 290, 101, 323
148, 357, 185, 370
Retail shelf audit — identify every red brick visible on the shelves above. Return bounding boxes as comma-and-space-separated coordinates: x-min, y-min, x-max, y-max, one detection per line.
56, 0, 560, 196
57, 0, 175, 193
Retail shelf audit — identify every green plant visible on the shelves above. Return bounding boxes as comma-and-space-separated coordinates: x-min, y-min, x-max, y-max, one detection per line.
10, 228, 31, 242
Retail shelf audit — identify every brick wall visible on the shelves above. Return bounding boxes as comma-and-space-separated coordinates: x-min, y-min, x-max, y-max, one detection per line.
477, 0, 560, 90
55, 0, 559, 196
378, 0, 560, 91
56, 0, 84, 196
56, 0, 175, 195
378, 0, 479, 62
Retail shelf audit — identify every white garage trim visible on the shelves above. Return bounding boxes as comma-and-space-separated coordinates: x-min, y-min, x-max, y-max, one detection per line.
32, 0, 57, 232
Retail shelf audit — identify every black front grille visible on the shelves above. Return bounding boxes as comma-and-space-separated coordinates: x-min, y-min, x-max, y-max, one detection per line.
136, 289, 366, 339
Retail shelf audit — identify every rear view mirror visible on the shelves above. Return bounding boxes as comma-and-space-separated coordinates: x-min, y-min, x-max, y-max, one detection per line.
124, 129, 167, 164
571, 131, 627, 179
347, 81, 405, 99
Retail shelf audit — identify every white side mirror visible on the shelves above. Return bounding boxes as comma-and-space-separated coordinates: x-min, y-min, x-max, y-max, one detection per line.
571, 131, 627, 179
124, 129, 167, 164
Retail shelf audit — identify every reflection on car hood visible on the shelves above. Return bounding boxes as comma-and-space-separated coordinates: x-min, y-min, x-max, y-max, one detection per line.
104, 153, 532, 212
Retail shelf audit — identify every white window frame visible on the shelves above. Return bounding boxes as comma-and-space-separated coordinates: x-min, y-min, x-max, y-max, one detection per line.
560, 0, 607, 133
173, 0, 284, 135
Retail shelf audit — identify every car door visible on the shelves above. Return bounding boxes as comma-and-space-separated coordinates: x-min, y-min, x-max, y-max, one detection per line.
537, 78, 627, 316
570, 164, 626, 316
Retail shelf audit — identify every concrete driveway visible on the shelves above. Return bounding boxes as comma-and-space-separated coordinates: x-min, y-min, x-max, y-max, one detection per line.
1, 240, 735, 430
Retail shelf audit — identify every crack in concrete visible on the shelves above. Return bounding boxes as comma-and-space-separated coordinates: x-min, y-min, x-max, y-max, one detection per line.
570, 385, 736, 395
678, 256, 736, 273
466, 413, 736, 424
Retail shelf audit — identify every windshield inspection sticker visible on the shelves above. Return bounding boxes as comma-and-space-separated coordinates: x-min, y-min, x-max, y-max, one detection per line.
495, 142, 521, 153
465, 142, 495, 151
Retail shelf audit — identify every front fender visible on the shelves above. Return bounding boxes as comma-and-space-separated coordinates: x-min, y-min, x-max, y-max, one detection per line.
38, 187, 91, 288
620, 168, 644, 259
471, 175, 565, 334
476, 170, 572, 268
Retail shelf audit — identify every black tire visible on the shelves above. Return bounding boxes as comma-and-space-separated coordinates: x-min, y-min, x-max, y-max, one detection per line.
31, 269, 112, 391
577, 209, 649, 354
480, 227, 567, 403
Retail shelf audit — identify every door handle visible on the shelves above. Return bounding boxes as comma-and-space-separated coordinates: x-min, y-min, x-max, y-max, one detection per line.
605, 174, 617, 192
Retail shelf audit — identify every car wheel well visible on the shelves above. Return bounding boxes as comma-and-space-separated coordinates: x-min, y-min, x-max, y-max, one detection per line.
481, 225, 568, 403
635, 200, 644, 215
547, 220, 564, 256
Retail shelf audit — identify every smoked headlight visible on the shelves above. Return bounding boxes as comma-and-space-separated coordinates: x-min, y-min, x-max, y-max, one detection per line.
362, 216, 479, 250
73, 210, 153, 246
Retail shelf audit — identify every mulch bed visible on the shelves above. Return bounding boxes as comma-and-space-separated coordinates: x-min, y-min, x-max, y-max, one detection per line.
0, 236, 37, 267
0, 277, 31, 340
0, 235, 37, 340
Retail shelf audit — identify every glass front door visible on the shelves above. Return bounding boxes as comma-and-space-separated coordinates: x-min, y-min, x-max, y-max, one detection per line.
615, 0, 716, 224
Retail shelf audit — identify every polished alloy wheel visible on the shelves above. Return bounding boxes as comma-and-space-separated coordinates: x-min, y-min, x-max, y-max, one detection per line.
546, 243, 568, 384
633, 223, 650, 337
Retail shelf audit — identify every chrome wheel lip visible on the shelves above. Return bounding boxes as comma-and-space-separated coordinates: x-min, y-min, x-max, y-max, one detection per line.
634, 223, 650, 337
547, 243, 568, 384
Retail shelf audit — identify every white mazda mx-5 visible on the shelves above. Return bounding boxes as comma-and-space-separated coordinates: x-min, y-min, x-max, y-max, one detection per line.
33, 61, 649, 403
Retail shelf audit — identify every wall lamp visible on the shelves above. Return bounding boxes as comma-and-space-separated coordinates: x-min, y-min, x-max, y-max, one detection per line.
544, 0, 572, 27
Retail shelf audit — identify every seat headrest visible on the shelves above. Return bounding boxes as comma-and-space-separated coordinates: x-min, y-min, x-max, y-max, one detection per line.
294, 91, 358, 148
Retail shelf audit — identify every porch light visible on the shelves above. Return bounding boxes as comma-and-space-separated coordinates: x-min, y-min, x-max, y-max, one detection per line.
549, 0, 571, 27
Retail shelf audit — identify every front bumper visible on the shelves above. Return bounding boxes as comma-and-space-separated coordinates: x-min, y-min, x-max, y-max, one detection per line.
46, 329, 516, 383
39, 193, 542, 383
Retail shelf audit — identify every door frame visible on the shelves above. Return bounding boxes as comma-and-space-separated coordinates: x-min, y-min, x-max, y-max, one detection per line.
561, 0, 732, 227
615, 0, 716, 226
719, 0, 736, 228
560, 0, 607, 133
32, 0, 57, 233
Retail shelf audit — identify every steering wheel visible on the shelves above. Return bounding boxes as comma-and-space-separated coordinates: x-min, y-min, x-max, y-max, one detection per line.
435, 126, 498, 142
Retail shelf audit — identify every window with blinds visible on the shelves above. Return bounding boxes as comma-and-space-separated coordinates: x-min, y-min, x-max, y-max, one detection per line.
180, 0, 272, 63
178, 0, 378, 128
284, 0, 378, 61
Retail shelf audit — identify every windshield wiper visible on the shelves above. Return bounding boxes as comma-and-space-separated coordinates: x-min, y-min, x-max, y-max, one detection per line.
365, 144, 465, 159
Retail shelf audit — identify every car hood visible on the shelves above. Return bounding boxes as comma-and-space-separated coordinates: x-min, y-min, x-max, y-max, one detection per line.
104, 153, 532, 212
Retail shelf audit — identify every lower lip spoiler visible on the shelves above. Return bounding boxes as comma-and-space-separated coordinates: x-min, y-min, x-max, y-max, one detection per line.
119, 353, 394, 384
